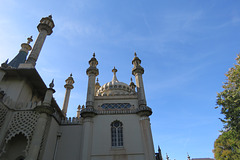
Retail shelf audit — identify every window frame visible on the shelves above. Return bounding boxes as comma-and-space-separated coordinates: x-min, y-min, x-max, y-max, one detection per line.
111, 120, 123, 147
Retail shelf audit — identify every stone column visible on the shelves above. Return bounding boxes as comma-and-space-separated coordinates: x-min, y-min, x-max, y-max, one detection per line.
139, 116, 155, 160
25, 82, 55, 160
62, 74, 74, 116
22, 15, 54, 68
86, 53, 99, 108
132, 52, 147, 107
81, 117, 94, 160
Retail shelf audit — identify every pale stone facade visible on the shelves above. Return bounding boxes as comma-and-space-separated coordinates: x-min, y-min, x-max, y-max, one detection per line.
0, 15, 156, 160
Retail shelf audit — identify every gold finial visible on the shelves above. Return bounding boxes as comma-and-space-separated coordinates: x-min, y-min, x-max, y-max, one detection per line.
93, 52, 95, 57
112, 66, 117, 73
134, 52, 137, 57
27, 36, 33, 44
49, 79, 54, 88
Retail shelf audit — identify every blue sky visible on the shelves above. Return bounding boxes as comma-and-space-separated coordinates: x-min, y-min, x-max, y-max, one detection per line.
1, 0, 240, 159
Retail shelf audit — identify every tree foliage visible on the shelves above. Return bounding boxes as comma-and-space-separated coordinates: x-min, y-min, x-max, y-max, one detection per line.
213, 130, 240, 160
216, 54, 240, 133
214, 54, 240, 159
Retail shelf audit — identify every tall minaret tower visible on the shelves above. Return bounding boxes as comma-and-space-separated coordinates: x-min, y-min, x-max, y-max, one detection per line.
85, 53, 99, 108
132, 52, 147, 107
132, 52, 155, 160
62, 74, 75, 116
20, 15, 55, 68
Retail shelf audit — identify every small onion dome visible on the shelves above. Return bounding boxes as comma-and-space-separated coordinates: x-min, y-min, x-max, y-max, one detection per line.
96, 67, 135, 96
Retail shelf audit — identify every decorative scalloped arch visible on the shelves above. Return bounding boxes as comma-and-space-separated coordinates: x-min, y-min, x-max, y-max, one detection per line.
5, 111, 39, 151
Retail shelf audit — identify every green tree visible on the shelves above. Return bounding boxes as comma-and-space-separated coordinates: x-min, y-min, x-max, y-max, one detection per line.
216, 54, 240, 133
213, 130, 240, 160
214, 54, 240, 159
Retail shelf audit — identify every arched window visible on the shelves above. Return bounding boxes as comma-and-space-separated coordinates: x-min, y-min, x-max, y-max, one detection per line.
111, 120, 123, 147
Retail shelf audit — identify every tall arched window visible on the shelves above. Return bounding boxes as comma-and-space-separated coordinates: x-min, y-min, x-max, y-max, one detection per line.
111, 120, 123, 147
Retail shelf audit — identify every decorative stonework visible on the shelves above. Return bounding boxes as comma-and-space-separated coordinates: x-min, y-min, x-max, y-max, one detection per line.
100, 103, 132, 110
80, 107, 97, 118
61, 117, 82, 125
5, 111, 39, 151
0, 104, 8, 130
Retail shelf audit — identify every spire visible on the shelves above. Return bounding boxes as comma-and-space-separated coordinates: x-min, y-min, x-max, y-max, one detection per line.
88, 52, 98, 68
158, 146, 163, 160
129, 77, 136, 92
49, 79, 54, 88
1, 59, 8, 68
24, 15, 55, 68
8, 36, 33, 68
85, 53, 99, 109
112, 67, 119, 82
77, 105, 81, 118
95, 78, 101, 95
62, 74, 75, 116
132, 52, 147, 107
166, 153, 169, 160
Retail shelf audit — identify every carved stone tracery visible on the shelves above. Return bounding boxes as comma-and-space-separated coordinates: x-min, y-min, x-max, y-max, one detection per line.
0, 104, 8, 130
5, 111, 39, 151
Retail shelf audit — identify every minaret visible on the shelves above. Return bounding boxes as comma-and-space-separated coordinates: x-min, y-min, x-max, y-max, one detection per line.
62, 74, 74, 116
129, 77, 136, 92
95, 78, 101, 95
166, 153, 169, 160
86, 53, 99, 108
22, 15, 55, 68
80, 53, 98, 160
76, 105, 81, 118
132, 52, 146, 107
8, 36, 33, 68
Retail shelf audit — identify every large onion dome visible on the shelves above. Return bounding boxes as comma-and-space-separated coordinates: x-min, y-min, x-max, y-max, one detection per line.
96, 67, 136, 96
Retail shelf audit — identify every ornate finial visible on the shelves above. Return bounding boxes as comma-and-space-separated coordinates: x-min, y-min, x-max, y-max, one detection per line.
112, 66, 117, 73
49, 15, 52, 19
166, 153, 169, 160
187, 153, 190, 160
1, 59, 9, 68
49, 79, 54, 88
70, 73, 72, 77
97, 78, 99, 82
27, 36, 33, 44
130, 77, 133, 82
82, 105, 85, 109
134, 52, 137, 57
93, 52, 95, 57
77, 105, 81, 110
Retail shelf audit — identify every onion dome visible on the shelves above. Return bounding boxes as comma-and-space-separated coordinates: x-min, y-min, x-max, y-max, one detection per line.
96, 67, 136, 96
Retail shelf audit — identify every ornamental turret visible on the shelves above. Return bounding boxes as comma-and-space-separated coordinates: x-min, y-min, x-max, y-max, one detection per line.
8, 36, 33, 68
86, 53, 99, 108
129, 77, 136, 92
95, 78, 101, 96
62, 74, 75, 116
22, 15, 55, 68
132, 52, 146, 107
